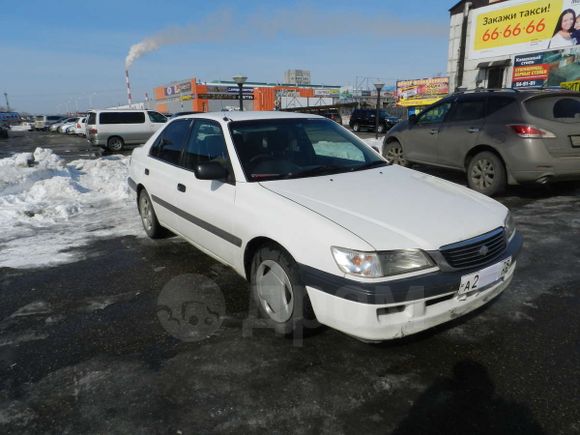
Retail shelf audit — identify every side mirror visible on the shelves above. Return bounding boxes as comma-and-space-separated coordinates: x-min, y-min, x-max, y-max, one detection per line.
195, 161, 228, 180
408, 114, 418, 125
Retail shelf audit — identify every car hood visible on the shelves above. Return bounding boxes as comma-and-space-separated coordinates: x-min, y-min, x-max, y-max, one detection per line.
260, 166, 507, 250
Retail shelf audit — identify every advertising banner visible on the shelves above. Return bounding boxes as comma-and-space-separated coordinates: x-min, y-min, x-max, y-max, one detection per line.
512, 46, 580, 87
396, 77, 449, 107
469, 0, 580, 59
164, 81, 192, 97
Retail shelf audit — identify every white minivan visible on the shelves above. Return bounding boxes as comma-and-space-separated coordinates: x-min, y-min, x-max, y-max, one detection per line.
128, 111, 523, 342
86, 109, 167, 151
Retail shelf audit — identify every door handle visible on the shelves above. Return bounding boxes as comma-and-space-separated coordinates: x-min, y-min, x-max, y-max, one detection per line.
177, 183, 186, 192
429, 129, 438, 135
467, 127, 480, 133
144, 168, 149, 175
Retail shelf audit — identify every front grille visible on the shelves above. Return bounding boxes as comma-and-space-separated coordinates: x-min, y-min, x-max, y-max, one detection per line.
440, 228, 506, 269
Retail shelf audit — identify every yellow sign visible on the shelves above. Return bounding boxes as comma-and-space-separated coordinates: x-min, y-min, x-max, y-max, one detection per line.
474, 0, 563, 51
561, 80, 580, 91
397, 97, 445, 107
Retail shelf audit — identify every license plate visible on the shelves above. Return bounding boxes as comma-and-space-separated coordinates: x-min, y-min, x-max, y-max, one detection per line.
458, 257, 512, 297
571, 136, 580, 147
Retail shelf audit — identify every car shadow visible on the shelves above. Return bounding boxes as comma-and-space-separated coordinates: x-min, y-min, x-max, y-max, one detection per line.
409, 164, 580, 200
392, 359, 545, 435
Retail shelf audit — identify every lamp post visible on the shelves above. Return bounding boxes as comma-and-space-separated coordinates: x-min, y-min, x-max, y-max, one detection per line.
232, 75, 247, 111
374, 82, 384, 139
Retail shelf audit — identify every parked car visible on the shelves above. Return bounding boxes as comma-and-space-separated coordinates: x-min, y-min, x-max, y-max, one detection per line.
383, 89, 580, 196
50, 117, 76, 132
128, 111, 522, 342
59, 118, 80, 133
35, 115, 65, 131
86, 109, 167, 151
71, 117, 87, 136
349, 108, 400, 133
0, 124, 9, 139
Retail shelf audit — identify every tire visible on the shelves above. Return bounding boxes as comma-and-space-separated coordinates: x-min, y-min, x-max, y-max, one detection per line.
467, 151, 506, 196
250, 244, 318, 336
138, 189, 164, 238
382, 140, 409, 167
107, 136, 124, 152
352, 122, 360, 132
377, 123, 386, 134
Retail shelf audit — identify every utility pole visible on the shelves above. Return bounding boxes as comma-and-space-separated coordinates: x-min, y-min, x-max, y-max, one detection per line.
4, 93, 11, 112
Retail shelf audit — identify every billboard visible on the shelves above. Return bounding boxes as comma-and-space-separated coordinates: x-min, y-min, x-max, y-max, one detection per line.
396, 77, 449, 107
512, 46, 580, 87
469, 0, 580, 59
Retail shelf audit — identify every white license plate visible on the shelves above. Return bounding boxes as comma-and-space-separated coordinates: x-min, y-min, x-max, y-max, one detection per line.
458, 257, 512, 297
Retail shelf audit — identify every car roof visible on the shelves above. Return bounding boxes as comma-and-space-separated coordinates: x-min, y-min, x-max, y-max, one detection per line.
175, 111, 325, 122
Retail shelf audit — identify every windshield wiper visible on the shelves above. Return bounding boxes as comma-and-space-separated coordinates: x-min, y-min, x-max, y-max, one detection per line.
353, 160, 389, 171
283, 164, 345, 179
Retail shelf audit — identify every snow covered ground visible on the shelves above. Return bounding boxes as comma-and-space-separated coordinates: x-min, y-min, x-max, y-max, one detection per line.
0, 148, 141, 269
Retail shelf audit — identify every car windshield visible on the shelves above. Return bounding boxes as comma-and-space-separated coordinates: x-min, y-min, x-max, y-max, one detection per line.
229, 118, 387, 182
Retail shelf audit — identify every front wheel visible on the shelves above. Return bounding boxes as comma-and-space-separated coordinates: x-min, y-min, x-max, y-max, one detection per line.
382, 141, 409, 167
352, 122, 360, 132
251, 244, 318, 336
377, 123, 386, 134
467, 151, 506, 196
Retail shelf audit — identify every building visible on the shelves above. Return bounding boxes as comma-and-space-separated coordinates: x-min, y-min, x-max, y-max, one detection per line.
284, 69, 311, 86
448, 0, 580, 91
152, 78, 341, 114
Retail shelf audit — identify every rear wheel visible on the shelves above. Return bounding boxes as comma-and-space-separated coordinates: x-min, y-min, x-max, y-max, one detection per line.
382, 141, 409, 167
138, 189, 164, 238
251, 244, 318, 336
467, 151, 506, 196
107, 136, 124, 152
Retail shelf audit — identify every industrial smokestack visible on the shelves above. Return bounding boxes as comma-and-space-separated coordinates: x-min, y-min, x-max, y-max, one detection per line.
125, 69, 133, 107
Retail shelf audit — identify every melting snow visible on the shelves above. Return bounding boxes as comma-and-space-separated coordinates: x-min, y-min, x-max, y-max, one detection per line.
0, 148, 142, 269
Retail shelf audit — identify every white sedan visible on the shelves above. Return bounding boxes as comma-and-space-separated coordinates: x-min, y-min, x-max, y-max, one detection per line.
128, 111, 522, 342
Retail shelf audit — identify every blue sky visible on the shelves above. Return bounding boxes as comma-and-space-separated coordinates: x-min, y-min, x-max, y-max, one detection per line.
0, 0, 451, 114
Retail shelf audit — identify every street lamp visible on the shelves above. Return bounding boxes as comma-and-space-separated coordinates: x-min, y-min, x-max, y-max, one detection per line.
374, 82, 385, 139
232, 75, 247, 111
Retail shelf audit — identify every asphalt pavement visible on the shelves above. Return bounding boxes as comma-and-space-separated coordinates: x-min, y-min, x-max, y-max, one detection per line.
0, 131, 579, 434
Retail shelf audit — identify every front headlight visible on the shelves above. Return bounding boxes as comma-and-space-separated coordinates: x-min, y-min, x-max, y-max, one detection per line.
504, 212, 516, 241
331, 247, 434, 278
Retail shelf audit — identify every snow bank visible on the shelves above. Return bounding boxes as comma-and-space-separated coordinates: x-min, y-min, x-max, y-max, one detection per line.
363, 137, 384, 153
0, 148, 141, 269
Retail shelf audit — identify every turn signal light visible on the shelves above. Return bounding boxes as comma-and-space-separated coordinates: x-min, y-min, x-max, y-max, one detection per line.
509, 124, 555, 138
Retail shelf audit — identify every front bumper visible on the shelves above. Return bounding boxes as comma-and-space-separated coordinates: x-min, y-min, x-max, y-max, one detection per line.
300, 232, 523, 341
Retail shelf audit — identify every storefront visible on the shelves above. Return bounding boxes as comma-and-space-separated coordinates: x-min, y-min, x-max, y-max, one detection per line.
448, 0, 580, 91
153, 78, 341, 114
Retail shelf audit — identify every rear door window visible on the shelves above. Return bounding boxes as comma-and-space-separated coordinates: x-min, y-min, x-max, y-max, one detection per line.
486, 96, 516, 116
525, 95, 580, 122
99, 112, 145, 124
447, 97, 486, 122
149, 119, 192, 165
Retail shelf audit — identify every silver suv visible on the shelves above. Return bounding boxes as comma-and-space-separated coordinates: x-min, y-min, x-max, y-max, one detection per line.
383, 89, 580, 195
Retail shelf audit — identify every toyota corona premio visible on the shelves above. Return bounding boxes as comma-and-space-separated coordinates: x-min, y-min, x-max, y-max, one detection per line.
128, 111, 523, 342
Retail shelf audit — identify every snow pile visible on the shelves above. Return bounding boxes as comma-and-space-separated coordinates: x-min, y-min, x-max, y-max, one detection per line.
363, 137, 384, 153
0, 148, 142, 269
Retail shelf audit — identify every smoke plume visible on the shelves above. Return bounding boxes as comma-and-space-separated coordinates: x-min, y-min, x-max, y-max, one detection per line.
125, 8, 447, 69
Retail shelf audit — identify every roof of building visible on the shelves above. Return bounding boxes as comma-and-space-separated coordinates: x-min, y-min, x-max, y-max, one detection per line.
449, 0, 509, 15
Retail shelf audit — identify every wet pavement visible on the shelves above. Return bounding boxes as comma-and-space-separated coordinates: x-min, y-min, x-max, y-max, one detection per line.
1, 132, 579, 434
